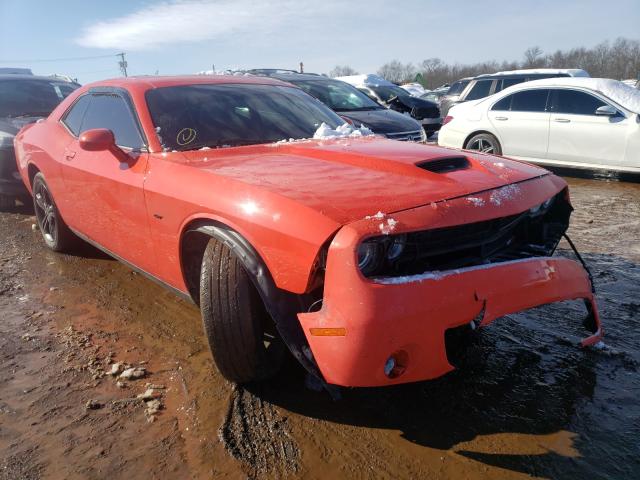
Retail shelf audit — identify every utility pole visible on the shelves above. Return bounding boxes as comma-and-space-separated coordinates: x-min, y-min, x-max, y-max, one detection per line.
117, 52, 128, 77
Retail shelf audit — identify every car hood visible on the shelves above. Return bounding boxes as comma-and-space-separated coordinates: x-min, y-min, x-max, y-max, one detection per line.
179, 137, 550, 225
340, 108, 422, 134
391, 95, 438, 110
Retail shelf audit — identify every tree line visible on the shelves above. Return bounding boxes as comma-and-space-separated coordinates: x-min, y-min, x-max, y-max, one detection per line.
328, 37, 640, 89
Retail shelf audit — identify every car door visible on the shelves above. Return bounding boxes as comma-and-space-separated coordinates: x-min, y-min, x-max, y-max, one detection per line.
60, 90, 155, 272
488, 88, 551, 158
547, 88, 628, 167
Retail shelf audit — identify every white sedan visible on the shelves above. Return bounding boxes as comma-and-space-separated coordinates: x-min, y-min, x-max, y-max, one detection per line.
438, 78, 640, 173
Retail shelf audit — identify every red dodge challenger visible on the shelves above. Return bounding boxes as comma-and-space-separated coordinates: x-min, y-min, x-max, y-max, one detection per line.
14, 75, 603, 387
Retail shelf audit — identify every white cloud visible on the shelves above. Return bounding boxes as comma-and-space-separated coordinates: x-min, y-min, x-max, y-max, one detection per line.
76, 0, 327, 50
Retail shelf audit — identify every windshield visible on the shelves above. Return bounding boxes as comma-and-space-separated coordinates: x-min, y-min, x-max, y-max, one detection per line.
145, 84, 345, 151
0, 79, 79, 117
291, 79, 382, 112
370, 85, 410, 102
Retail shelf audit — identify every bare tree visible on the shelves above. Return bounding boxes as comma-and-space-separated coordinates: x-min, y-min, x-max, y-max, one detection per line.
377, 60, 416, 84
328, 65, 359, 77
404, 37, 640, 89
523, 46, 544, 68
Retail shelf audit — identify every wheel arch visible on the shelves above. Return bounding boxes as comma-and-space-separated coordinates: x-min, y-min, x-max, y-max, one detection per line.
179, 217, 326, 380
27, 163, 41, 191
463, 130, 502, 150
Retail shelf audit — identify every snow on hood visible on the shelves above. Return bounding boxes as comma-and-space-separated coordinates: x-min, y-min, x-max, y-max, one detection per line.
313, 122, 373, 139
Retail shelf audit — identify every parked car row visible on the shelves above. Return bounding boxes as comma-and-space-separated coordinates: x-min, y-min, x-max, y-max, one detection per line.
12, 74, 603, 388
336, 74, 443, 135
439, 69, 589, 116
249, 71, 426, 141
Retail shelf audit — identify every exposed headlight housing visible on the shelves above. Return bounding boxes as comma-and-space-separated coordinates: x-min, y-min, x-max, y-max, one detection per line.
529, 196, 555, 216
357, 240, 381, 275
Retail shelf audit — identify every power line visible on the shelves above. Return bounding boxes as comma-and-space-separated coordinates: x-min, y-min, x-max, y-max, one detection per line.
0, 53, 119, 64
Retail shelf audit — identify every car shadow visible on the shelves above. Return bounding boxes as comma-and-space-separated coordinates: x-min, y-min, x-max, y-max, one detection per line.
244, 251, 640, 478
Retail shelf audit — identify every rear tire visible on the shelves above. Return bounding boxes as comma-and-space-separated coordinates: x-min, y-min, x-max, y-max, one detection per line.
199, 238, 285, 383
465, 133, 502, 155
32, 172, 77, 252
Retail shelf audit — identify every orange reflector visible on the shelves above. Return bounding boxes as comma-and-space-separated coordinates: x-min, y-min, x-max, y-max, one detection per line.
309, 327, 347, 337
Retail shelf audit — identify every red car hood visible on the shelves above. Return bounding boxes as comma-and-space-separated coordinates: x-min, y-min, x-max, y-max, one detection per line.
178, 137, 549, 225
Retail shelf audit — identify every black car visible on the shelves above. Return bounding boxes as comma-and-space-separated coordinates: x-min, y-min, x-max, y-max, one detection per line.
0, 74, 80, 208
253, 72, 425, 142
354, 83, 442, 135
439, 69, 589, 116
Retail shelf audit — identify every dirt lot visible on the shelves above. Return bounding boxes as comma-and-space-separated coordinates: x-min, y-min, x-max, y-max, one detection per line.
1, 174, 639, 480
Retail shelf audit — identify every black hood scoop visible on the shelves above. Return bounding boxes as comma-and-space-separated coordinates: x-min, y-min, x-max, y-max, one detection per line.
416, 156, 470, 174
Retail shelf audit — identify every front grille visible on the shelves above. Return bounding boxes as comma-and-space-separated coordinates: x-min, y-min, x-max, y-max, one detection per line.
411, 105, 440, 119
367, 190, 571, 278
386, 130, 423, 142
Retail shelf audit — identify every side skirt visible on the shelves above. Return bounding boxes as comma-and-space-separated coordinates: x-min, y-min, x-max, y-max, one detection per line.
69, 227, 194, 304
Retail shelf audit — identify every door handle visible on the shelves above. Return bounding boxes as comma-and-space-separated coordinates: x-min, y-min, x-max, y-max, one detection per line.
554, 118, 571, 123
494, 116, 508, 121
64, 149, 76, 160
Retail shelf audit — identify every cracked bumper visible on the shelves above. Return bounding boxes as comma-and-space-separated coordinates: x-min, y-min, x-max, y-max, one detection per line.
299, 255, 602, 387
298, 177, 603, 387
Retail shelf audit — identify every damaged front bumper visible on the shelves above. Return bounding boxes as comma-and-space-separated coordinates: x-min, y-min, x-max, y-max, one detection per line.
298, 176, 603, 387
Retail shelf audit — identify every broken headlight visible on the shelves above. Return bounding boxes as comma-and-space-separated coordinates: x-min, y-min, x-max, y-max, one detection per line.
357, 240, 382, 275
357, 235, 407, 276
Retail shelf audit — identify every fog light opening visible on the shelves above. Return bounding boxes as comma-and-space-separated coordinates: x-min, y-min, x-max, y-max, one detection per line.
384, 350, 408, 379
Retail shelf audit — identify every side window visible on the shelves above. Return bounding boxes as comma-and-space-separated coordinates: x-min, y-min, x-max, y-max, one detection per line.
510, 89, 550, 112
553, 89, 607, 115
491, 95, 512, 111
465, 80, 492, 101
80, 94, 144, 149
497, 78, 524, 92
62, 95, 91, 136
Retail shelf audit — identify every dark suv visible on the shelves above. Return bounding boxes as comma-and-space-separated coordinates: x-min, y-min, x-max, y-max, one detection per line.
252, 72, 426, 142
440, 69, 589, 116
0, 74, 80, 208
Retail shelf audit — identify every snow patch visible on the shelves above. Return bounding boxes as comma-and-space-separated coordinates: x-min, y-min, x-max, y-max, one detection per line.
365, 211, 385, 220
466, 197, 485, 207
313, 122, 373, 139
374, 257, 551, 285
379, 218, 398, 235
490, 184, 521, 206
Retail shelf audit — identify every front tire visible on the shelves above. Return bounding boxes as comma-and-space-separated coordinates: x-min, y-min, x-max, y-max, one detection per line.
199, 238, 285, 383
465, 133, 502, 155
32, 172, 77, 252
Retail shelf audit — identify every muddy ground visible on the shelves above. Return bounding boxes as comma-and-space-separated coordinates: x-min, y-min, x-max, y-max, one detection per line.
1, 173, 639, 480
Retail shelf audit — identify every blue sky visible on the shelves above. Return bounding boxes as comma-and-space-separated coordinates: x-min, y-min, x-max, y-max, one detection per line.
1, 0, 638, 84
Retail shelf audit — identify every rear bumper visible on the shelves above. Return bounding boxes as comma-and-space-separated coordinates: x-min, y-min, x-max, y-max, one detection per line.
298, 178, 602, 387
0, 178, 28, 196
0, 147, 28, 197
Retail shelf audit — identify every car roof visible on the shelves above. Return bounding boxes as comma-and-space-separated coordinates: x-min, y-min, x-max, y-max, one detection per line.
476, 68, 589, 79
265, 72, 332, 82
82, 74, 294, 91
0, 74, 77, 83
